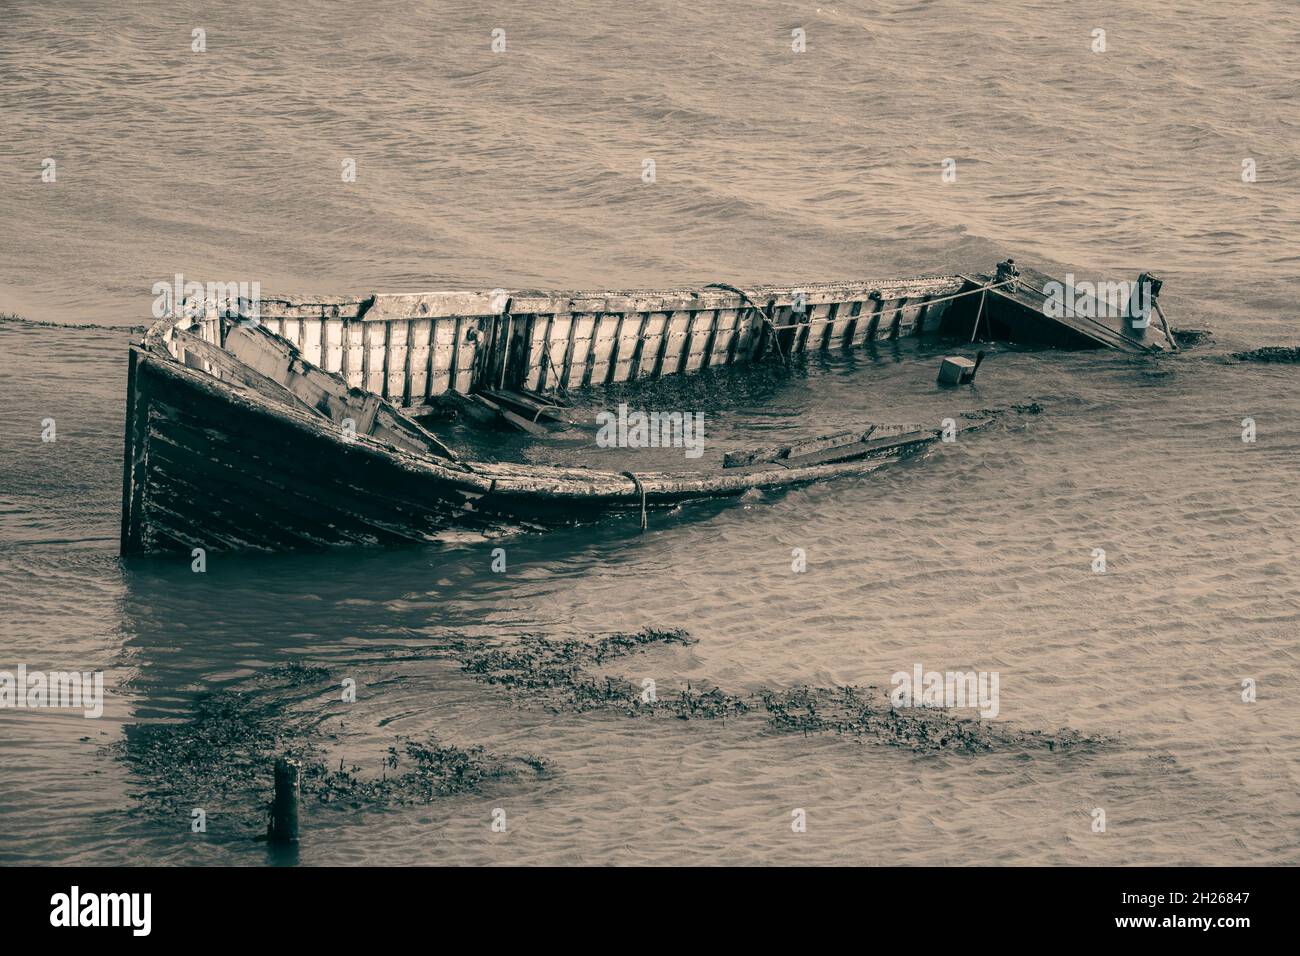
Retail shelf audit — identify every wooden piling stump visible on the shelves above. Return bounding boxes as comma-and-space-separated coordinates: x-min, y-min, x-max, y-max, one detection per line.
267, 756, 301, 845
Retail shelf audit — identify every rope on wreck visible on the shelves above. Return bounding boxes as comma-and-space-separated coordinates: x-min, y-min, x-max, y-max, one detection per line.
703, 283, 788, 366
621, 471, 648, 532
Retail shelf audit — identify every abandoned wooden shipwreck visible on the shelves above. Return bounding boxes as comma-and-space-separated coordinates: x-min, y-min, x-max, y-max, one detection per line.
120, 261, 1174, 554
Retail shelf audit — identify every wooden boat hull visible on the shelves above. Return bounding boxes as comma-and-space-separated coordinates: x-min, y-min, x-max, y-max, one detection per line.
120, 263, 1159, 555
120, 339, 932, 555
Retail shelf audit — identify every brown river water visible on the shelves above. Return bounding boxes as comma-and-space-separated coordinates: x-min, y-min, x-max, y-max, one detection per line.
1, 0, 1297, 865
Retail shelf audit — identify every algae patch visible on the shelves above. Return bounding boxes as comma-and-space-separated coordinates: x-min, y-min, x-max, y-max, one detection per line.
302, 740, 547, 808
762, 685, 1104, 753
457, 627, 747, 718
1231, 346, 1300, 363
454, 628, 1104, 754
114, 661, 544, 829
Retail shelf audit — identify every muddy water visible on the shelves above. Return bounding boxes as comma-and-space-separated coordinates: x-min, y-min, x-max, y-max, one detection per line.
2, 0, 1299, 864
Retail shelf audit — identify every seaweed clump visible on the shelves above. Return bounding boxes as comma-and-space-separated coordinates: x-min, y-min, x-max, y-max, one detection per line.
458, 627, 747, 719
114, 661, 545, 827
258, 661, 333, 686
301, 739, 547, 808
1232, 346, 1300, 363
762, 685, 1104, 754
119, 691, 295, 809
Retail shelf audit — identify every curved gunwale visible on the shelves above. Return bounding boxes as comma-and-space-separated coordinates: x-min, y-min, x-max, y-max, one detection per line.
138, 309, 932, 505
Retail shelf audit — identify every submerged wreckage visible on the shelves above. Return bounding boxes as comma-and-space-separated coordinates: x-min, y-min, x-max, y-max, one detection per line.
120, 262, 1174, 554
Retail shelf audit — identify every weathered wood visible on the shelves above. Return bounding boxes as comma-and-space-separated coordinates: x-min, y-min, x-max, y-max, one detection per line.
222, 323, 455, 459
840, 300, 863, 347
535, 313, 556, 392
477, 388, 575, 426
386, 320, 407, 401
723, 423, 932, 468
122, 264, 1135, 554
119, 347, 147, 554
560, 312, 582, 390
650, 312, 674, 379
603, 316, 629, 387
960, 264, 1168, 353
623, 312, 650, 382
267, 757, 300, 845
469, 391, 551, 436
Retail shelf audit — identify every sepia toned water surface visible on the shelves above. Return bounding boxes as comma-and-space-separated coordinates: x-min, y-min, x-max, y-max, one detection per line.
1, 0, 1297, 865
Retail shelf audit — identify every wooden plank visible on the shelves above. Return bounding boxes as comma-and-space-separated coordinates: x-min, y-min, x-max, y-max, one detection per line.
771, 305, 795, 356
448, 316, 464, 397
699, 309, 721, 371
560, 312, 582, 391
819, 302, 840, 349
708, 308, 735, 366
622, 312, 650, 383
889, 297, 908, 339
343, 319, 365, 387
494, 314, 515, 392
364, 291, 506, 321
602, 311, 627, 385
119, 348, 147, 554
651, 311, 676, 378
547, 313, 573, 391
468, 391, 550, 436
912, 294, 932, 336
361, 321, 384, 395
840, 300, 863, 347
677, 311, 699, 375
724, 424, 933, 469
386, 320, 408, 401
220, 324, 460, 458
582, 313, 602, 387
725, 308, 748, 365
458, 318, 484, 393
863, 296, 885, 343
323, 318, 344, 373
408, 319, 432, 400
534, 313, 556, 392
303, 318, 323, 367
429, 316, 456, 396
478, 388, 575, 426
750, 304, 772, 360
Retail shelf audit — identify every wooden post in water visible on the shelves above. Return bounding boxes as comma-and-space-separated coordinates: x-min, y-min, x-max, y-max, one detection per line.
267, 756, 301, 845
